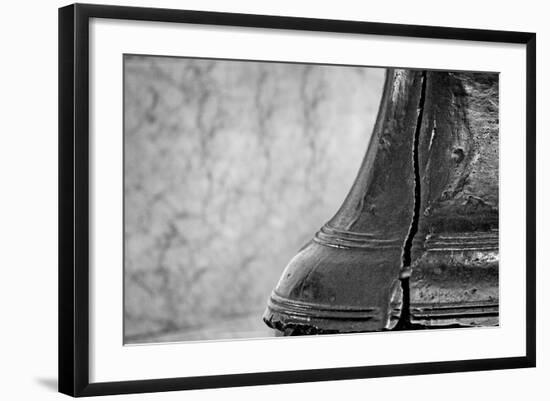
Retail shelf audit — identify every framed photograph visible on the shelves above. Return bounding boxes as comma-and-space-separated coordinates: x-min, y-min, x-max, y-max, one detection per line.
58, 3, 536, 397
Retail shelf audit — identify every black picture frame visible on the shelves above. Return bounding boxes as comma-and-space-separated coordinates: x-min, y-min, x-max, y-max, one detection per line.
58, 3, 536, 397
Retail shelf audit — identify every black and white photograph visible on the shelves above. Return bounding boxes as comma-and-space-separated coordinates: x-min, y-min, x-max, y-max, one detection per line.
123, 56, 499, 344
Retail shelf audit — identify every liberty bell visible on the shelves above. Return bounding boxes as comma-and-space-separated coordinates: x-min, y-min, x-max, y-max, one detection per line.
263, 68, 499, 335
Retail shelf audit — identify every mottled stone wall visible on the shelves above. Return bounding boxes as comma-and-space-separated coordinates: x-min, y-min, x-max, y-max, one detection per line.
124, 55, 385, 342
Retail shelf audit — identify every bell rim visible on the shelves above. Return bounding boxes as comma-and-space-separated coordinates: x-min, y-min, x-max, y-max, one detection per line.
266, 292, 383, 320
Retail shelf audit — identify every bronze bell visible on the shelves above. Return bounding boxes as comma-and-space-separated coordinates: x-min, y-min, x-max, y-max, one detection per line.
263, 68, 499, 335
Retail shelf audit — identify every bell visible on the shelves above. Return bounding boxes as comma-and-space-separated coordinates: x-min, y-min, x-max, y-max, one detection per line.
408, 71, 499, 327
263, 69, 426, 334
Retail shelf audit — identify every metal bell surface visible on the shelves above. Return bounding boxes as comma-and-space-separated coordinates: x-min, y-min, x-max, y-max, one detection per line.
409, 71, 499, 327
263, 69, 425, 334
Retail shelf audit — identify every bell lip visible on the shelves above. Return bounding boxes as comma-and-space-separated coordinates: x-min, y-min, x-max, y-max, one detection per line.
410, 300, 499, 327
410, 317, 500, 328
267, 292, 382, 319
263, 292, 392, 333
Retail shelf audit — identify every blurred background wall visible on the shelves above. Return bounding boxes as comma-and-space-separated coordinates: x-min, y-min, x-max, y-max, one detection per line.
124, 55, 385, 343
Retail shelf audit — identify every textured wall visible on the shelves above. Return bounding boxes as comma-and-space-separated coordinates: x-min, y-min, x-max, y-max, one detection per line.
124, 55, 385, 342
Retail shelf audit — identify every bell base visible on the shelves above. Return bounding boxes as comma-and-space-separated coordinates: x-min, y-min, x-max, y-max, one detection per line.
263, 292, 401, 334
410, 234, 499, 328
263, 310, 385, 335
410, 301, 499, 327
